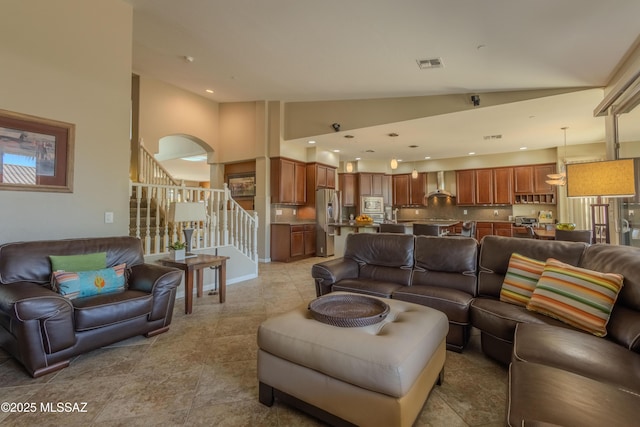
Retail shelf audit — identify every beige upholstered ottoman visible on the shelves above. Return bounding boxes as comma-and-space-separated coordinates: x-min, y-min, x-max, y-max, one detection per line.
257, 292, 449, 427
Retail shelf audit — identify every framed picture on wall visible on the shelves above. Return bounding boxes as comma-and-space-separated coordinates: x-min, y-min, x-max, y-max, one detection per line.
0, 108, 75, 192
228, 172, 256, 199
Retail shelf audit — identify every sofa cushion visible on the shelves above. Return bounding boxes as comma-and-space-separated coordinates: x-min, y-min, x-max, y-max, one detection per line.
344, 233, 414, 286
477, 236, 587, 298
512, 323, 640, 394
49, 252, 106, 273
72, 290, 153, 331
52, 264, 127, 300
393, 286, 473, 324
500, 253, 546, 307
332, 278, 403, 298
526, 258, 624, 337
470, 297, 569, 342
508, 361, 640, 427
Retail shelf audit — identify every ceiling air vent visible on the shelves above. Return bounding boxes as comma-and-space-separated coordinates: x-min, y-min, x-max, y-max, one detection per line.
416, 57, 444, 70
483, 134, 503, 140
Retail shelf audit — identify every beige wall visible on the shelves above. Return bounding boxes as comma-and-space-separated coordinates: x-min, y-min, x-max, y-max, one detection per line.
138, 76, 219, 160
0, 0, 132, 243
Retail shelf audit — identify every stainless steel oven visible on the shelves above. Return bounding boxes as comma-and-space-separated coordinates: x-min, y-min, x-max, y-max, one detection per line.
360, 196, 384, 222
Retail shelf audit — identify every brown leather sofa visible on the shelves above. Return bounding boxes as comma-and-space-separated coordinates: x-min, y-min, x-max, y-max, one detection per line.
0, 236, 183, 377
311, 233, 478, 351
471, 236, 640, 426
312, 233, 640, 425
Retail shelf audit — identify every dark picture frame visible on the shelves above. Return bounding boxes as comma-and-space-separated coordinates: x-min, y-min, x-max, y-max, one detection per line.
228, 172, 256, 198
0, 109, 75, 192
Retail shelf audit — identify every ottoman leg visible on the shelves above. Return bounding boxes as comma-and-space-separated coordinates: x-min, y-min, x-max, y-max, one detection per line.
259, 382, 275, 406
437, 367, 445, 386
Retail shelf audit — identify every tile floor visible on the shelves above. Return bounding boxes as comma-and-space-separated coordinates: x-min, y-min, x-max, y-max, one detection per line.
0, 257, 507, 426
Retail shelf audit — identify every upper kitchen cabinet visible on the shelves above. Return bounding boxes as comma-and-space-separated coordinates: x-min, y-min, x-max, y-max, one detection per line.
359, 173, 384, 196
382, 174, 392, 206
513, 163, 557, 204
339, 173, 357, 207
493, 167, 514, 205
392, 173, 427, 206
306, 163, 336, 206
270, 157, 306, 205
455, 170, 476, 205
457, 167, 513, 206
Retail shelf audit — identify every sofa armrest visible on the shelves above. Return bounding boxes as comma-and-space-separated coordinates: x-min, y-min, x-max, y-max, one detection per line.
128, 263, 182, 293
0, 282, 72, 321
128, 263, 183, 321
311, 258, 359, 296
0, 282, 76, 355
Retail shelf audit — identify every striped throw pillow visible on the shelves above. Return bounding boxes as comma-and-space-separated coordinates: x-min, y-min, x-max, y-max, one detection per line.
526, 258, 624, 337
500, 253, 546, 307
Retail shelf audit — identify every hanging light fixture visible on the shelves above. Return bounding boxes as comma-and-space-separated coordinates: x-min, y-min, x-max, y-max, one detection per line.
346, 161, 354, 173
411, 162, 418, 179
546, 127, 568, 186
390, 158, 398, 170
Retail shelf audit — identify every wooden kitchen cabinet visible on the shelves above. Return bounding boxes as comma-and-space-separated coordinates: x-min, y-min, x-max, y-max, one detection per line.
271, 157, 306, 205
393, 174, 410, 206
513, 163, 557, 204
359, 173, 384, 196
456, 170, 476, 205
493, 167, 514, 205
476, 222, 494, 241
339, 173, 357, 206
475, 169, 494, 205
382, 174, 392, 206
493, 222, 513, 237
271, 223, 316, 262
306, 163, 336, 206
392, 173, 427, 206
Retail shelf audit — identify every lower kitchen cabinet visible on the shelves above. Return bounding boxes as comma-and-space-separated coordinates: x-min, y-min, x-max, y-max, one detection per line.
271, 223, 316, 262
476, 222, 494, 241
493, 222, 513, 237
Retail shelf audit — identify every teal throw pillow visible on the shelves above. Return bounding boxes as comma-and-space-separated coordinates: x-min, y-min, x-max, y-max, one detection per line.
50, 252, 107, 272
52, 263, 127, 299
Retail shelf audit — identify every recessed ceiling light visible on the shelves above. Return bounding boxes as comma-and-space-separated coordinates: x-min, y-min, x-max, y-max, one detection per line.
398, 159, 403, 162
520, 147, 528, 150
365, 149, 375, 153
344, 134, 354, 139
408, 145, 419, 148
205, 89, 214, 93
355, 157, 361, 160
333, 149, 340, 153
468, 152, 476, 155
388, 133, 399, 137
308, 140, 316, 144
424, 156, 431, 160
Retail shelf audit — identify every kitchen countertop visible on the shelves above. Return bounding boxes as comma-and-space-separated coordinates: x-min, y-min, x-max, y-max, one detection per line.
330, 222, 380, 228
271, 221, 317, 225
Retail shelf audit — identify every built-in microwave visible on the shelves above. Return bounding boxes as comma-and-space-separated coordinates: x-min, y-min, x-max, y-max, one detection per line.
360, 196, 384, 215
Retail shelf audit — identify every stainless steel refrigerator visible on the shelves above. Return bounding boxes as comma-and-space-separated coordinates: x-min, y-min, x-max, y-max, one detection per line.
316, 189, 341, 257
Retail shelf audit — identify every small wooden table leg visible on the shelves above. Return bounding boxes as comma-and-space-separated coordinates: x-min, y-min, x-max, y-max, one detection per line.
184, 270, 194, 314
196, 268, 204, 298
219, 259, 226, 303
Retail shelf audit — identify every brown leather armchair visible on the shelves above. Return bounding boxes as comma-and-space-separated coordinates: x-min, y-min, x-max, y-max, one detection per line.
0, 236, 182, 377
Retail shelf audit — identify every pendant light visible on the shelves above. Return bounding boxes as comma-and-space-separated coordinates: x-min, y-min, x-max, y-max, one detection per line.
346, 161, 353, 173
411, 162, 418, 179
390, 158, 398, 170
546, 127, 568, 186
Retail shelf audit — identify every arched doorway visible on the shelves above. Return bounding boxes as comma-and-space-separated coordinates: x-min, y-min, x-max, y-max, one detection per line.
154, 134, 213, 184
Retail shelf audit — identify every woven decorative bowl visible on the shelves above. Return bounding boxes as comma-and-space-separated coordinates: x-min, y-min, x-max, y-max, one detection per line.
308, 294, 390, 327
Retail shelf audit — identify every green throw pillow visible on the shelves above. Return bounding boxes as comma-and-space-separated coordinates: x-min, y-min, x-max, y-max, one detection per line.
50, 252, 107, 272
52, 264, 127, 299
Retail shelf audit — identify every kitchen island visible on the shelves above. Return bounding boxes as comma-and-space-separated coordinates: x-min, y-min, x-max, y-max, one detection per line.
330, 222, 380, 257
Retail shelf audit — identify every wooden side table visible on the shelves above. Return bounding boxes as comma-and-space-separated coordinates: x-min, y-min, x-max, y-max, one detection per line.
160, 254, 230, 314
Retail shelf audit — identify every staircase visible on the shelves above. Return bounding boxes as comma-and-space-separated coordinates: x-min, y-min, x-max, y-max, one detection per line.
130, 146, 259, 267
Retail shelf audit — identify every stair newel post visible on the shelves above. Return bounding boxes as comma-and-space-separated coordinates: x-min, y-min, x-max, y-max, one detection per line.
153, 186, 160, 254
253, 212, 259, 262
223, 183, 230, 246
162, 186, 170, 252
144, 185, 152, 251
134, 185, 142, 239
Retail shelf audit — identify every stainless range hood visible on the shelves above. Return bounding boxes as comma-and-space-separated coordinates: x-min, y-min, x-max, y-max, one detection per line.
427, 171, 456, 198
